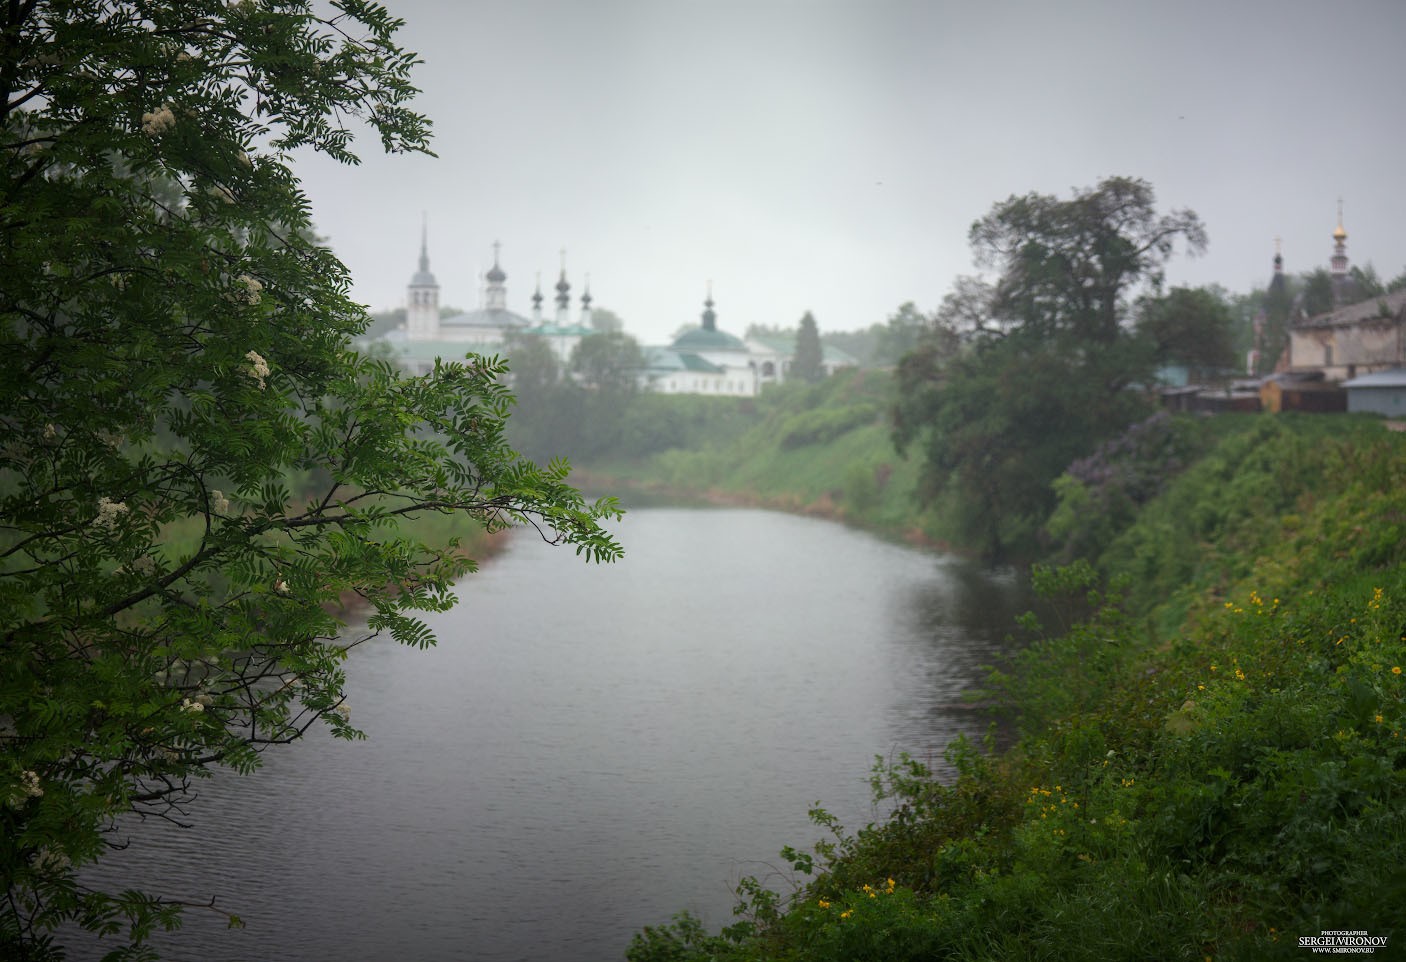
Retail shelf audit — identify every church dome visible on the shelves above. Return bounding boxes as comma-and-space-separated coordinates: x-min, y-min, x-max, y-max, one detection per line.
671, 326, 747, 352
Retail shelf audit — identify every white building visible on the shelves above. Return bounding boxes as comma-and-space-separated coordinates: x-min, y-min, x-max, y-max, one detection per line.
384, 224, 856, 391
640, 291, 857, 396
388, 225, 594, 373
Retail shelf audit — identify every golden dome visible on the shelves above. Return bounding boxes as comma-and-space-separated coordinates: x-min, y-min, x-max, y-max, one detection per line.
1333, 223, 1347, 240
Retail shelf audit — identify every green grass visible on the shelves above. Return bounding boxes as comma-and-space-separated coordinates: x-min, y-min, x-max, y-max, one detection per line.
579, 370, 948, 544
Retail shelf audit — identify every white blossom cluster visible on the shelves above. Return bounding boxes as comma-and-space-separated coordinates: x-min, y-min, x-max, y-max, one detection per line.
211, 489, 231, 514
234, 274, 262, 305
6, 770, 43, 810
244, 349, 270, 389
31, 846, 71, 873
141, 104, 176, 136
94, 496, 129, 531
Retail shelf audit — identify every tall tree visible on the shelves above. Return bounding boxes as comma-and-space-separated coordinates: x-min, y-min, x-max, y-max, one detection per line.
570, 331, 644, 396
894, 177, 1205, 559
587, 306, 625, 334
1134, 286, 1238, 379
0, 3, 620, 958
792, 311, 824, 382
569, 332, 644, 458
867, 302, 932, 368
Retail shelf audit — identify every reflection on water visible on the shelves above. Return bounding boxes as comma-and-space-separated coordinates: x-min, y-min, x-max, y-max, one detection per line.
77, 508, 1029, 962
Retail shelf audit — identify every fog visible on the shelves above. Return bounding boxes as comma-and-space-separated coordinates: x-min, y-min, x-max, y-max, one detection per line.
294, 0, 1406, 344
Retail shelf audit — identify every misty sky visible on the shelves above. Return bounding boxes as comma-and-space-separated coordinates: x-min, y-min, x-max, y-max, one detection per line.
294, 0, 1406, 345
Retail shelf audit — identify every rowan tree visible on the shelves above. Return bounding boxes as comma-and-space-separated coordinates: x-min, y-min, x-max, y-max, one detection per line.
0, 2, 620, 957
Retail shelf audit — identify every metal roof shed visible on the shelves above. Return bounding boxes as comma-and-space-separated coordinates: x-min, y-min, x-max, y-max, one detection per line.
1342, 368, 1406, 416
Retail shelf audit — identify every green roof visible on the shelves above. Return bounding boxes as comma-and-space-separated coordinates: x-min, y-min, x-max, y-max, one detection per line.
678, 353, 725, 373
671, 326, 747, 352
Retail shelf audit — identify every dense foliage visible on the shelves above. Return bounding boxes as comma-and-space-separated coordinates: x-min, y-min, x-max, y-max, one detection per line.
629, 414, 1406, 962
0, 3, 619, 958
893, 177, 1219, 560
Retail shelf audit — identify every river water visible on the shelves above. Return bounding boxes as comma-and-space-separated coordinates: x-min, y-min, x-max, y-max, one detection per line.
77, 507, 1029, 962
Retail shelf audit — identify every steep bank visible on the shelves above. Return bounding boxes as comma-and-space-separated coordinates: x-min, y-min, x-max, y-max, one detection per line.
626, 412, 1406, 961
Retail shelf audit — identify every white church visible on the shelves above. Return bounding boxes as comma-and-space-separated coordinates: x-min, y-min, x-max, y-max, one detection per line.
381, 227, 595, 374
379, 226, 855, 392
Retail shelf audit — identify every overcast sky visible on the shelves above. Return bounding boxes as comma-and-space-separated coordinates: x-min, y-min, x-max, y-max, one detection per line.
293, 0, 1406, 345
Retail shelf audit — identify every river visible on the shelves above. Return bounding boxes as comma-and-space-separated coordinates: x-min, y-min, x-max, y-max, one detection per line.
76, 507, 1029, 962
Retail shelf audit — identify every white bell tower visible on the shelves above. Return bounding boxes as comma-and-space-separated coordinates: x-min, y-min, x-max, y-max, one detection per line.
406, 213, 439, 340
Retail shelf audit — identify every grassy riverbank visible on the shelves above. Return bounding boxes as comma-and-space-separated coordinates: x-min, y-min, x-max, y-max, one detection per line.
573, 370, 950, 545
625, 413, 1406, 961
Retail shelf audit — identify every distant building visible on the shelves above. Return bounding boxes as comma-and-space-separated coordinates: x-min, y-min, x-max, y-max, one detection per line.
1342, 368, 1406, 417
639, 289, 856, 396
1282, 205, 1405, 382
1289, 288, 1406, 381
384, 223, 593, 373
380, 222, 856, 393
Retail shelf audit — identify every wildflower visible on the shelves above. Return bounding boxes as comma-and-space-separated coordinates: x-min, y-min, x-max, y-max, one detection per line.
129, 555, 156, 577
141, 104, 176, 135
817, 899, 830, 909
19, 770, 42, 799
1375, 714, 1384, 724
839, 909, 852, 919
245, 349, 270, 389
94, 497, 129, 531
181, 697, 204, 713
273, 575, 290, 595
1234, 668, 1246, 681
211, 489, 231, 514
